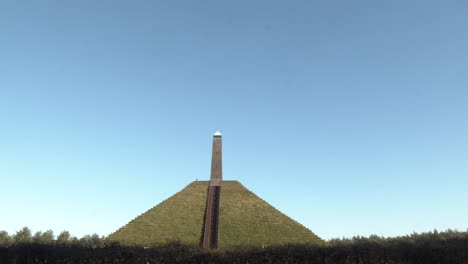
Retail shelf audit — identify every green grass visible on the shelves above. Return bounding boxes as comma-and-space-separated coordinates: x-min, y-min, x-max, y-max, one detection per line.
107, 181, 207, 246
107, 181, 324, 248
218, 181, 324, 248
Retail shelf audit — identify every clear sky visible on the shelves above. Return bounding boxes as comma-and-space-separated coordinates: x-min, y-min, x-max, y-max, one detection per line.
1, 0, 467, 240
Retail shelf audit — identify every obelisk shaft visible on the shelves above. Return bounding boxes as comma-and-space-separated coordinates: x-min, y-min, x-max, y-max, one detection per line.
203, 131, 222, 249
210, 133, 222, 186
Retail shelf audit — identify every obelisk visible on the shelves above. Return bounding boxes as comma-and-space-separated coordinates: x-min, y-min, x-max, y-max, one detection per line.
202, 131, 222, 249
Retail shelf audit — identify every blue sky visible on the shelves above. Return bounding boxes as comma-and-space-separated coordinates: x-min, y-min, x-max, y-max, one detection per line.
0, 0, 467, 240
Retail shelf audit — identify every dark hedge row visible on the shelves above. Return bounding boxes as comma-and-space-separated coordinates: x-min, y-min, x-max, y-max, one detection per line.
1, 230, 468, 264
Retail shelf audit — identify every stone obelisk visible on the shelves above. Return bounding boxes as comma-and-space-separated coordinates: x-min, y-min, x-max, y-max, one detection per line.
202, 131, 222, 249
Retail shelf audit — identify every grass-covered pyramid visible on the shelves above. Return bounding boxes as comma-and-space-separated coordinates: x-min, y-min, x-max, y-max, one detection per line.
107, 181, 323, 248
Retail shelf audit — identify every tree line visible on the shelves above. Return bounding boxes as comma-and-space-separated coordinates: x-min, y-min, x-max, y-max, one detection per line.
1, 227, 468, 263
0, 227, 105, 248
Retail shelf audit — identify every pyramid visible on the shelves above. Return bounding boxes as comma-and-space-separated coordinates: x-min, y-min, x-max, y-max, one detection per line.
107, 180, 324, 248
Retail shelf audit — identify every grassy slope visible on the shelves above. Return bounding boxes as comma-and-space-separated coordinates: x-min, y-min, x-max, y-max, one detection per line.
107, 181, 324, 248
219, 181, 324, 248
107, 181, 207, 246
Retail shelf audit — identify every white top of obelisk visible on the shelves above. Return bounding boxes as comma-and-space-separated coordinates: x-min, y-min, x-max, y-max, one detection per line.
214, 131, 222, 136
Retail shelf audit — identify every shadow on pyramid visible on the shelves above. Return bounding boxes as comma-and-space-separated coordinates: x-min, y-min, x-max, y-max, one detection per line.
107, 181, 324, 248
